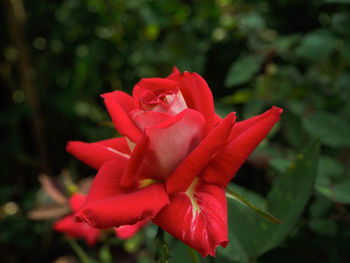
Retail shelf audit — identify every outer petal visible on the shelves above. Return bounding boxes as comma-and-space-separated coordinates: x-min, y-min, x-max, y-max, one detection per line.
76, 183, 169, 229
132, 109, 205, 182
201, 107, 283, 187
227, 106, 283, 142
166, 112, 236, 193
82, 160, 130, 207
53, 215, 100, 246
75, 161, 169, 228
167, 66, 181, 78
114, 218, 150, 239
168, 71, 215, 135
66, 137, 130, 170
214, 114, 223, 126
133, 78, 179, 103
153, 179, 228, 257
102, 91, 142, 142
69, 193, 86, 214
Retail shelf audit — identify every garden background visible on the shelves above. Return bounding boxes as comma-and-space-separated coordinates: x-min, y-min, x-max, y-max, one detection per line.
1, 0, 350, 262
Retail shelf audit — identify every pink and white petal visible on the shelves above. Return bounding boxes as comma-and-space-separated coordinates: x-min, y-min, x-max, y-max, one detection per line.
69, 193, 87, 214
166, 112, 236, 193
166, 90, 188, 116
66, 138, 130, 170
130, 110, 171, 131
102, 91, 142, 142
153, 179, 228, 257
114, 218, 150, 239
76, 183, 169, 229
201, 107, 283, 187
138, 109, 205, 181
53, 215, 100, 247
168, 71, 215, 135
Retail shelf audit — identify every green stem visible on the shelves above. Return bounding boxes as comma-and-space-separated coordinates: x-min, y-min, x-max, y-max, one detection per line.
187, 246, 200, 263
66, 237, 93, 263
155, 227, 170, 263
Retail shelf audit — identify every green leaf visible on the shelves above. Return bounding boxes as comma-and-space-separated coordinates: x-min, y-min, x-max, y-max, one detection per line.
187, 247, 200, 263
220, 141, 319, 261
309, 195, 332, 219
302, 111, 350, 147
123, 232, 144, 253
331, 13, 350, 35
317, 156, 343, 183
99, 244, 113, 263
269, 157, 291, 173
225, 187, 282, 224
222, 89, 253, 104
258, 141, 319, 253
315, 156, 350, 204
216, 233, 249, 263
225, 55, 263, 87
239, 12, 266, 33
317, 176, 350, 204
295, 29, 337, 61
341, 39, 350, 63
309, 218, 338, 236
324, 0, 350, 3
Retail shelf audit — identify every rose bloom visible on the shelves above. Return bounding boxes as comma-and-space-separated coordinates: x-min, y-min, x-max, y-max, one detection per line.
67, 67, 282, 256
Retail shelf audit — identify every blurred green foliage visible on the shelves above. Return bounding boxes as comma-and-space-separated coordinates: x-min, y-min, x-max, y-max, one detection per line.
1, 0, 350, 262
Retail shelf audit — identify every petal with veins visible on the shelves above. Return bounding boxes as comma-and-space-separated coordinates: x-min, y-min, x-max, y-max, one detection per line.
66, 137, 130, 170
153, 179, 228, 257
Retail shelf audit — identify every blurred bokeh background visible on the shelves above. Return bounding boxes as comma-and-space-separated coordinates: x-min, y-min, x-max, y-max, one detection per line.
1, 0, 350, 262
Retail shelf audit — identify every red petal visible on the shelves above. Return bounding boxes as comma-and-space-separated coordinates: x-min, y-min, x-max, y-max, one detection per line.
214, 114, 223, 126
153, 179, 228, 257
121, 134, 150, 188
66, 137, 130, 170
201, 107, 283, 187
83, 160, 130, 208
102, 91, 142, 142
166, 113, 236, 193
227, 106, 283, 142
137, 109, 205, 182
168, 71, 215, 135
114, 218, 150, 239
69, 193, 86, 214
76, 183, 169, 229
133, 78, 179, 102
167, 66, 181, 78
54, 215, 100, 246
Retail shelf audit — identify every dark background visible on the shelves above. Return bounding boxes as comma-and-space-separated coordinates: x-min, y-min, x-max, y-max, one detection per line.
1, 0, 350, 262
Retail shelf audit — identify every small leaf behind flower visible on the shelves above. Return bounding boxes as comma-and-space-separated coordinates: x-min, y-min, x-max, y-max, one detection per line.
218, 141, 320, 262
225, 187, 282, 224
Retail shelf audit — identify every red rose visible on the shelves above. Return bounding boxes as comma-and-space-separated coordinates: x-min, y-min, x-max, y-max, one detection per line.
67, 67, 282, 256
